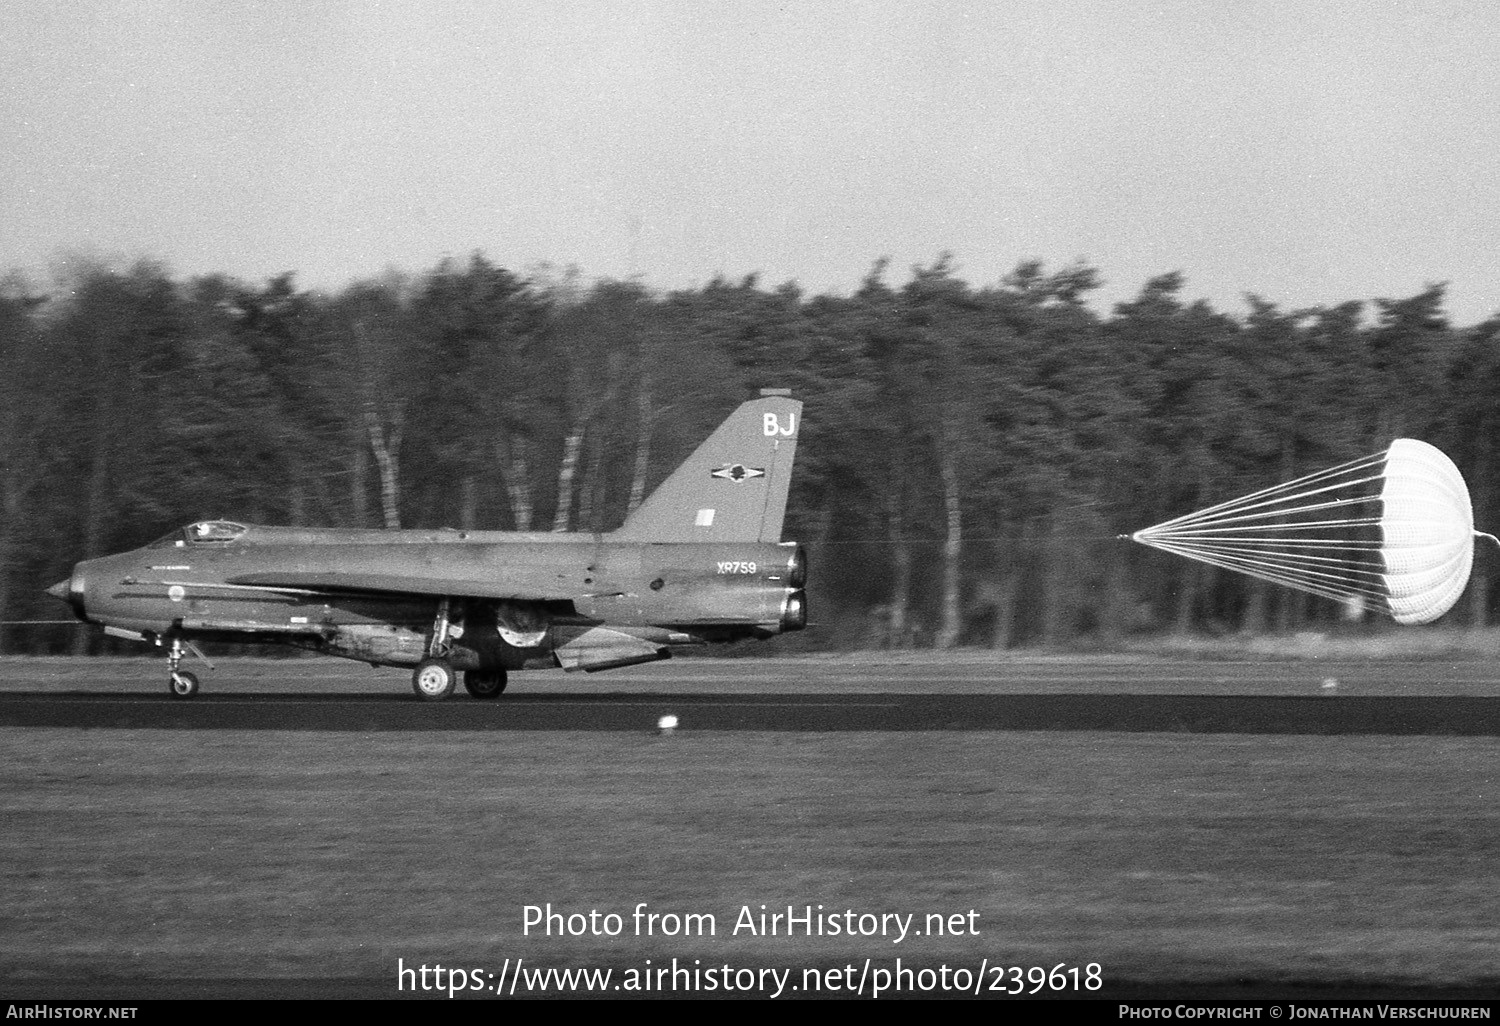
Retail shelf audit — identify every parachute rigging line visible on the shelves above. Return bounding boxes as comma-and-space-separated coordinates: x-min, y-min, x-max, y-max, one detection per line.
1130, 439, 1489, 625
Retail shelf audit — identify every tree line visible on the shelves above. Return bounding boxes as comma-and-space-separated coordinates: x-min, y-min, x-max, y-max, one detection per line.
2, 253, 1497, 653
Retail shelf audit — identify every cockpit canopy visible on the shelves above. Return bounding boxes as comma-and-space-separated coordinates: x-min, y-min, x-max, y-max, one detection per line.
149, 521, 249, 548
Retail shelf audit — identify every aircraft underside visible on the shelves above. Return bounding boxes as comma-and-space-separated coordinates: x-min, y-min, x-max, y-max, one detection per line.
150, 590, 798, 700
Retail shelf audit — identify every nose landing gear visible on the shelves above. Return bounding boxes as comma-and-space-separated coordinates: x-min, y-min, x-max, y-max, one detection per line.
165, 638, 201, 698
169, 669, 200, 698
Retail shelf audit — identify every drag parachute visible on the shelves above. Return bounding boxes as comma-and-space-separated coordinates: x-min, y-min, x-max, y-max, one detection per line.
1130, 439, 1495, 625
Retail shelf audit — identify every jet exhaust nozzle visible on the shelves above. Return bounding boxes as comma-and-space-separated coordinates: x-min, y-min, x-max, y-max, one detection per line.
781, 589, 808, 632
787, 546, 808, 589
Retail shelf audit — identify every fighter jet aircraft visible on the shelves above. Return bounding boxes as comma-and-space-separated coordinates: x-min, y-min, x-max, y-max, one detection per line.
46, 391, 807, 699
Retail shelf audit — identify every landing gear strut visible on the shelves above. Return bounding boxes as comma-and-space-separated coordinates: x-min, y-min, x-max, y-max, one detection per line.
166, 638, 199, 698
412, 598, 457, 701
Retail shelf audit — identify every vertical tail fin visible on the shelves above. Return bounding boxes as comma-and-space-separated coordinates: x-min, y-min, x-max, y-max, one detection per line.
612, 392, 801, 542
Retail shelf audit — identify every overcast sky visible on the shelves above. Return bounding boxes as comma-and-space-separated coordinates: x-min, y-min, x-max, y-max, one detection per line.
5, 1, 1499, 323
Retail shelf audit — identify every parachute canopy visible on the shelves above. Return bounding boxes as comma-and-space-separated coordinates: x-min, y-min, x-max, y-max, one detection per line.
1131, 439, 1488, 625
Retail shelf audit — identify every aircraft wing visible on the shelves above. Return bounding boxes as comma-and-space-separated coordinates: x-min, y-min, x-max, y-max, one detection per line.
225, 571, 589, 602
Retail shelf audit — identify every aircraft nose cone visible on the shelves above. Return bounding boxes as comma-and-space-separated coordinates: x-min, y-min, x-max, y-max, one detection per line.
46, 570, 86, 620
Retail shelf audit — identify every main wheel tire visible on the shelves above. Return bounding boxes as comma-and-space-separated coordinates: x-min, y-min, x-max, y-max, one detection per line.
463, 669, 507, 699
412, 659, 456, 701
168, 671, 200, 699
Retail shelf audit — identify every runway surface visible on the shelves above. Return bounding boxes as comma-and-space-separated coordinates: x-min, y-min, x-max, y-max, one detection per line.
6, 655, 1500, 1002
4, 655, 1500, 733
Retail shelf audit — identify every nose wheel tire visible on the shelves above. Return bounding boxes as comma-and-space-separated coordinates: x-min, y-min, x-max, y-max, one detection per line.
168, 671, 200, 699
412, 659, 457, 700
463, 669, 508, 699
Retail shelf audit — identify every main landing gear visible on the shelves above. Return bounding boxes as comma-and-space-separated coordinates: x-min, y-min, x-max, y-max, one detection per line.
410, 597, 509, 701
412, 596, 458, 700
411, 658, 456, 700
463, 669, 507, 699
410, 661, 508, 700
